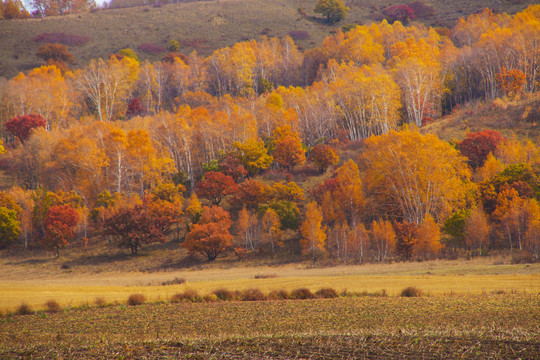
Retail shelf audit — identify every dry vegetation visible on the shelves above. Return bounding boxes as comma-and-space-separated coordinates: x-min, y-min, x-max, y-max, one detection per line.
0, 0, 537, 77
0, 295, 538, 358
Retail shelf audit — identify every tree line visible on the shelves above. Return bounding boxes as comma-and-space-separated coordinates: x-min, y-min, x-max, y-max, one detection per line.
0, 6, 538, 262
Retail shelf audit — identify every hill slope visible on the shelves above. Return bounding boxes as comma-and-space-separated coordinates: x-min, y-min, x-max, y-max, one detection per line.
0, 0, 537, 77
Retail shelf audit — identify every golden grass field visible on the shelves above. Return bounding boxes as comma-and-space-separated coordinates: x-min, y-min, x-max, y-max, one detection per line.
1, 255, 538, 312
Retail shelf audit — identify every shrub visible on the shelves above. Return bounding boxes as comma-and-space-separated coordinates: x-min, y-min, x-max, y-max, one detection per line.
288, 30, 310, 41
254, 273, 278, 279
213, 288, 235, 301
203, 294, 218, 302
36, 43, 74, 64
316, 287, 339, 298
44, 300, 61, 313
268, 289, 289, 300
17, 303, 33, 315
168, 40, 179, 52
407, 1, 435, 18
179, 38, 208, 49
137, 43, 166, 54
382, 5, 416, 24
33, 33, 90, 46
401, 287, 423, 297
127, 293, 146, 305
161, 277, 186, 286
290, 288, 315, 300
171, 289, 201, 303
314, 0, 349, 24
240, 288, 266, 301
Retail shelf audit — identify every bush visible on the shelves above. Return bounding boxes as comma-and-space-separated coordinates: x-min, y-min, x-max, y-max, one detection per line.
171, 289, 201, 303
162, 277, 186, 286
407, 2, 435, 19
316, 287, 339, 299
44, 300, 61, 313
240, 288, 266, 301
213, 288, 235, 301
401, 287, 423, 297
290, 288, 315, 300
203, 294, 218, 302
254, 273, 278, 279
382, 5, 416, 24
127, 293, 146, 305
268, 289, 290, 300
137, 43, 166, 54
36, 43, 74, 64
17, 303, 33, 315
288, 30, 310, 41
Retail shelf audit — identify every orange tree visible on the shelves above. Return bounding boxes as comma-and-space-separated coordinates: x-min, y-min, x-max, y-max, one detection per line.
183, 206, 233, 261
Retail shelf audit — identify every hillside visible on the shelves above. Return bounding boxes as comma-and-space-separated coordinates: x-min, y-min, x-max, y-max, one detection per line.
0, 0, 537, 77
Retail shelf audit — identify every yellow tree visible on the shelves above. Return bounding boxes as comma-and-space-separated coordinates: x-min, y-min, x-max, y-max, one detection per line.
370, 219, 396, 262
75, 56, 139, 122
323, 61, 400, 139
415, 214, 442, 259
300, 201, 326, 261
261, 208, 282, 253
232, 137, 273, 177
333, 160, 365, 226
390, 36, 443, 126
464, 205, 491, 254
362, 128, 472, 225
237, 205, 259, 251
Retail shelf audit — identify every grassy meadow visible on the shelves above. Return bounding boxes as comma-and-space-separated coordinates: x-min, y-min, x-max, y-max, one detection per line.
1, 0, 538, 77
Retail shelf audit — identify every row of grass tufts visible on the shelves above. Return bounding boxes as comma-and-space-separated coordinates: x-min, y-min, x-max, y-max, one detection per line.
8, 286, 425, 316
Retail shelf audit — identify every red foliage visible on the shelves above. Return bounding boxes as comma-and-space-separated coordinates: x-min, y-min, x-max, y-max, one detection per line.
231, 179, 271, 209
162, 52, 188, 64
126, 98, 146, 118
183, 206, 233, 261
308, 144, 339, 173
407, 2, 435, 18
137, 43, 166, 54
43, 205, 79, 257
33, 33, 90, 46
218, 155, 247, 182
382, 5, 416, 24
195, 171, 237, 205
288, 30, 310, 40
457, 130, 506, 169
5, 114, 47, 143
103, 203, 167, 255
394, 222, 418, 260
310, 178, 340, 203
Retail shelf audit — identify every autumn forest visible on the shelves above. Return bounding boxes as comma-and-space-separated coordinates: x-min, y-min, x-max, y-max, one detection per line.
0, 4, 539, 266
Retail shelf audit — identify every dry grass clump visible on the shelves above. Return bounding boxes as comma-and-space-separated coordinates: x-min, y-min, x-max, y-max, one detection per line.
254, 273, 278, 279
94, 297, 107, 307
16, 303, 34, 315
240, 288, 266, 301
290, 288, 315, 300
401, 287, 423, 297
316, 287, 339, 299
127, 293, 146, 306
171, 289, 201, 303
44, 300, 61, 313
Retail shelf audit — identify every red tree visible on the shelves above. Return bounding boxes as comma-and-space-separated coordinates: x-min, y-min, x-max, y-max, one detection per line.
5, 114, 47, 143
457, 130, 506, 168
196, 171, 237, 205
126, 98, 146, 118
183, 206, 233, 261
218, 155, 247, 182
43, 205, 79, 257
36, 43, 74, 64
103, 203, 168, 255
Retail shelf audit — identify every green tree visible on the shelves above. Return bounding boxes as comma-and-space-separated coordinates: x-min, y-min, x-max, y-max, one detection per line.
0, 207, 20, 249
314, 0, 349, 24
